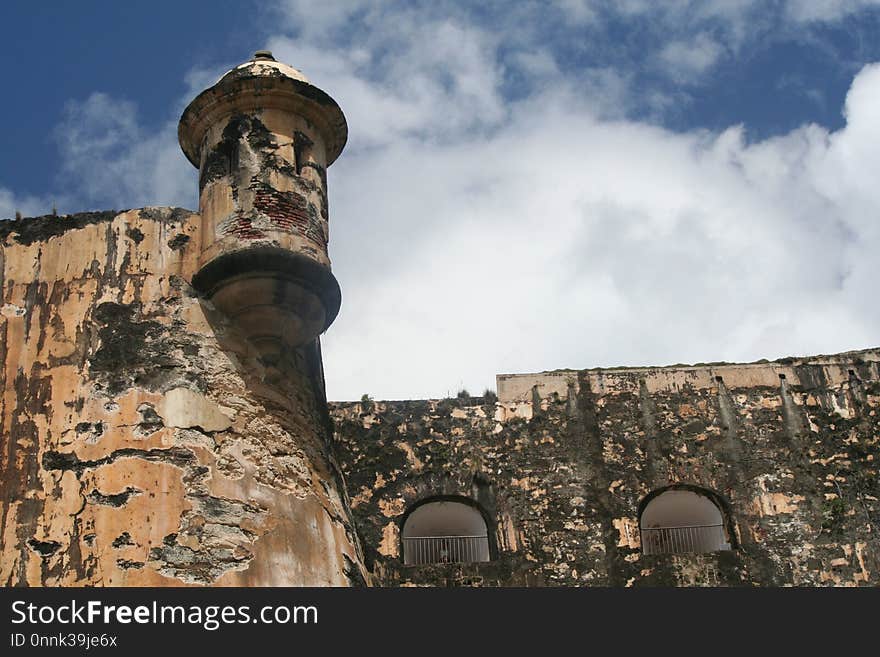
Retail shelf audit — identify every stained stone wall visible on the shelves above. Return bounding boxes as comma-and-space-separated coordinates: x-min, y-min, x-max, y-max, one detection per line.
331, 351, 880, 586
0, 209, 367, 586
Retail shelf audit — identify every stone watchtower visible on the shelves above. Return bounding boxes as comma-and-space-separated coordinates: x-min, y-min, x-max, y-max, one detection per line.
179, 50, 346, 367
0, 53, 367, 586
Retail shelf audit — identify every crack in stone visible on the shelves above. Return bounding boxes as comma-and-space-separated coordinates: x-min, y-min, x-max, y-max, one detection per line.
42, 447, 197, 476
85, 486, 142, 507
27, 538, 62, 557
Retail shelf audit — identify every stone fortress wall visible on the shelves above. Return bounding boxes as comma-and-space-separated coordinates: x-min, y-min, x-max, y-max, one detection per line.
0, 208, 367, 586
331, 350, 880, 586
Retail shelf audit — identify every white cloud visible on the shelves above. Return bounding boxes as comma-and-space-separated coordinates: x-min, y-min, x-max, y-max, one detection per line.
785, 0, 880, 22
270, 0, 377, 40
0, 188, 49, 220
659, 33, 725, 82
317, 59, 880, 399
52, 92, 196, 211
266, 11, 506, 150
550, 0, 880, 85
554, 0, 600, 24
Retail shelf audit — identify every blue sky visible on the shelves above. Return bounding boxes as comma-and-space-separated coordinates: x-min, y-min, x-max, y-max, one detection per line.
2, 1, 880, 399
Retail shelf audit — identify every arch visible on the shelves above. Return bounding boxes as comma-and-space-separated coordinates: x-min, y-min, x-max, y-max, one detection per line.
400, 495, 492, 565
638, 484, 736, 555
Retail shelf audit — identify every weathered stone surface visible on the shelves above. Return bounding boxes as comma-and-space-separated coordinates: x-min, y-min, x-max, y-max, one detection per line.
331, 351, 880, 586
0, 208, 367, 586
158, 387, 233, 433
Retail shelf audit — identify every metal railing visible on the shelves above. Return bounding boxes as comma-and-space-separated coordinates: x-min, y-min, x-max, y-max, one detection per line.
402, 535, 490, 565
640, 524, 729, 556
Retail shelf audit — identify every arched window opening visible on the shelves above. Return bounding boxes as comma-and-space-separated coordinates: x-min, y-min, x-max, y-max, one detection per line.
402, 499, 490, 565
639, 488, 732, 555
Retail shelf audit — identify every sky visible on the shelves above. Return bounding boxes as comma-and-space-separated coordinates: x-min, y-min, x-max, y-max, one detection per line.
2, 1, 880, 400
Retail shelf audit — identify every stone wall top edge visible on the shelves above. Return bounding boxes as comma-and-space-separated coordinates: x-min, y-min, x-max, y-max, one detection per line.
1, 206, 196, 224
0, 206, 199, 246
495, 346, 880, 381
328, 348, 880, 406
